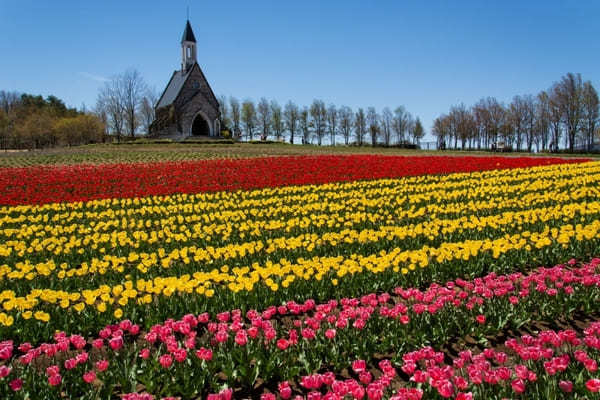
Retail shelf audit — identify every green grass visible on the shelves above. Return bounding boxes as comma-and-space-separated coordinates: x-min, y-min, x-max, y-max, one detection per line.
0, 142, 596, 168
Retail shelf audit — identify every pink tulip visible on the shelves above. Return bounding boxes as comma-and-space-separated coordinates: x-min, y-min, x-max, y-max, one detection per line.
109, 336, 123, 351
0, 341, 14, 360
9, 378, 23, 391
173, 348, 187, 362
216, 312, 230, 322
586, 378, 600, 392
46, 365, 60, 377
64, 358, 77, 370
219, 388, 233, 400
511, 378, 526, 394
277, 338, 289, 351
83, 371, 96, 383
48, 374, 62, 386
435, 379, 453, 398
559, 380, 573, 393
301, 328, 316, 340
0, 365, 11, 378
279, 381, 292, 399
352, 360, 367, 373
17, 342, 32, 353
140, 348, 151, 359
96, 359, 109, 372
215, 330, 228, 343
235, 330, 248, 346
455, 393, 473, 400
159, 354, 173, 368
195, 347, 213, 361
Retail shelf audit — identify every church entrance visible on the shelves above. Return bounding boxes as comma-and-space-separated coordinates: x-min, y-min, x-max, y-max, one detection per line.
191, 114, 210, 136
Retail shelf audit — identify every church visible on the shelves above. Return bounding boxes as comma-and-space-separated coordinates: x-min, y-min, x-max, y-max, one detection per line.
150, 20, 221, 139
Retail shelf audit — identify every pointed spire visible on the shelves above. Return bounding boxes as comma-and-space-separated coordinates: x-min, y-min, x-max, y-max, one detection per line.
181, 20, 196, 43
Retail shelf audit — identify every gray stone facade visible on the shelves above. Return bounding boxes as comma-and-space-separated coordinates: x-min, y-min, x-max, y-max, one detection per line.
150, 21, 220, 139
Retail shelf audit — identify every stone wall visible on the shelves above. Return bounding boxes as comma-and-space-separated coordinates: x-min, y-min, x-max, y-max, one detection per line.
175, 65, 220, 136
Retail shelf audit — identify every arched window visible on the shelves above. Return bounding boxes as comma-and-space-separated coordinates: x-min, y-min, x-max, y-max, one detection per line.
186, 47, 191, 58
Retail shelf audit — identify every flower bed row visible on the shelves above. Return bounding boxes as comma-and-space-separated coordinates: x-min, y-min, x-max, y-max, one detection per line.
0, 155, 587, 206
248, 322, 600, 400
0, 258, 599, 398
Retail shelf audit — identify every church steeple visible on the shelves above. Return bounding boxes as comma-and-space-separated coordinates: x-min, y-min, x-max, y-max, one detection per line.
181, 20, 197, 73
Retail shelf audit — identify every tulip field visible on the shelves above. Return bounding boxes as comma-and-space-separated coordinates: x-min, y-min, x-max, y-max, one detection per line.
0, 153, 600, 399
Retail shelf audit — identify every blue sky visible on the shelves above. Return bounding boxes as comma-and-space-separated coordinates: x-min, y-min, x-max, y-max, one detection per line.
1, 0, 599, 141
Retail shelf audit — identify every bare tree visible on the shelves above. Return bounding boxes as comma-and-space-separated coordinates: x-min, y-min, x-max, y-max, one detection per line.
392, 106, 410, 144
93, 103, 109, 137
338, 106, 354, 145
432, 114, 450, 149
97, 78, 125, 140
119, 69, 147, 138
473, 100, 489, 149
310, 100, 327, 145
486, 98, 506, 148
140, 87, 159, 135
380, 107, 393, 146
0, 91, 20, 114
299, 106, 311, 144
367, 107, 379, 146
270, 100, 284, 141
535, 91, 551, 151
229, 97, 241, 139
257, 98, 271, 140
449, 104, 475, 149
241, 99, 257, 140
499, 114, 514, 147
522, 94, 536, 152
354, 108, 366, 145
554, 73, 584, 152
582, 81, 599, 151
548, 87, 563, 151
283, 101, 299, 144
326, 104, 338, 146
405, 114, 416, 145
509, 95, 528, 151
412, 117, 425, 145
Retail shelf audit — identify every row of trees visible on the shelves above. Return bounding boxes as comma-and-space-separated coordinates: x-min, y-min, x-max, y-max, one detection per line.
432, 73, 599, 152
0, 91, 104, 149
95, 69, 158, 140
218, 97, 425, 146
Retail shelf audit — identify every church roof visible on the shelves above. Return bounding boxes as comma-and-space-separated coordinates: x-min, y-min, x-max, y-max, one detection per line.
181, 20, 196, 43
156, 68, 192, 109
155, 63, 219, 110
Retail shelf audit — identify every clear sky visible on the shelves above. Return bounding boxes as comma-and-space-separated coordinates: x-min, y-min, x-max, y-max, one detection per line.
1, 0, 599, 142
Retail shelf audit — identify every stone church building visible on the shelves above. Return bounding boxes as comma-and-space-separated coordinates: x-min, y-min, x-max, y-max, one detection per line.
150, 20, 221, 138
